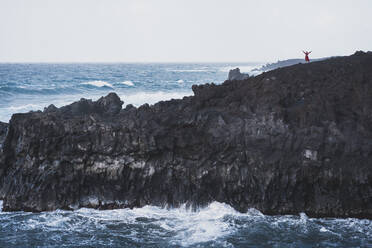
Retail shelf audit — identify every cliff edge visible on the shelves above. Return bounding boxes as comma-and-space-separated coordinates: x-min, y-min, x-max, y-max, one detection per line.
0, 51, 371, 218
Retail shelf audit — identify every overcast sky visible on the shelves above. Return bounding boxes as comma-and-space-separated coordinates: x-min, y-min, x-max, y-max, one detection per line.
0, 0, 371, 62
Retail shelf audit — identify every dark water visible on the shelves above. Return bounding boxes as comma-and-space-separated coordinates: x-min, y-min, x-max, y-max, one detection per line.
0, 63, 371, 247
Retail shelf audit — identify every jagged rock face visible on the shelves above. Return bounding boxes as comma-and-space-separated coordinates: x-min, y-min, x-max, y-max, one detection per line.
0, 122, 7, 146
0, 122, 8, 188
1, 52, 372, 218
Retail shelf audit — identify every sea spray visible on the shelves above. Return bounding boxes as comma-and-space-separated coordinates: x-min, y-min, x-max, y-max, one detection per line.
0, 201, 371, 247
81, 81, 113, 88
120, 81, 134, 86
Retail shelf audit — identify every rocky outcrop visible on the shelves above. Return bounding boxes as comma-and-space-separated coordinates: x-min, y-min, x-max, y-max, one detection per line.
228, 68, 250, 81
0, 52, 372, 219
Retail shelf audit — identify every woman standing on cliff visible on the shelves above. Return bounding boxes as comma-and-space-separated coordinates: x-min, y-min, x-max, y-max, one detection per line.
303, 51, 311, 62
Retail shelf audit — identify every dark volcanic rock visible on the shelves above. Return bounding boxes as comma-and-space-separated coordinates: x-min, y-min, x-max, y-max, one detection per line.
57, 92, 123, 117
1, 52, 372, 219
0, 122, 7, 146
0, 121, 9, 198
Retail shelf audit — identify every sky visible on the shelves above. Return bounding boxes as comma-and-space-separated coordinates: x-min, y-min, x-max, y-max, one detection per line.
0, 0, 371, 62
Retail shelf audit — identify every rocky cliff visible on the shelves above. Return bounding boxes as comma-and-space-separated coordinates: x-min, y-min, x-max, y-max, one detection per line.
0, 52, 371, 218
0, 121, 8, 194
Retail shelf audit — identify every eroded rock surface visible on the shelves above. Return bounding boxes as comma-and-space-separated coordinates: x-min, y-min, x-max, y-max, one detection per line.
0, 122, 7, 146
0, 52, 372, 218
0, 121, 8, 195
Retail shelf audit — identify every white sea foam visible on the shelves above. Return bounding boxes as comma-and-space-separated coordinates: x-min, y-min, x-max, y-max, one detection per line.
81, 81, 113, 88
119, 91, 192, 106
0, 103, 44, 122
16, 202, 242, 246
1, 201, 371, 247
168, 202, 242, 246
120, 81, 134, 86
6, 104, 40, 111
177, 79, 184, 83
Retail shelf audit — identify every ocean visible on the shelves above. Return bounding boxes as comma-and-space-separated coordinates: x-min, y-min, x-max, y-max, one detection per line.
0, 63, 371, 247
0, 63, 257, 122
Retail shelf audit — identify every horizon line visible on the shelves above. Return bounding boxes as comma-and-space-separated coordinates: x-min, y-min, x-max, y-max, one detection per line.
0, 60, 268, 64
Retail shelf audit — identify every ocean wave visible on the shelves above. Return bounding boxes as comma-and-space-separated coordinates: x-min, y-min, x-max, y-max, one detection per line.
0, 201, 371, 247
0, 103, 50, 122
11, 202, 244, 247
0, 86, 73, 95
120, 81, 134, 86
168, 202, 242, 246
177, 80, 184, 84
6, 104, 41, 111
81, 81, 113, 88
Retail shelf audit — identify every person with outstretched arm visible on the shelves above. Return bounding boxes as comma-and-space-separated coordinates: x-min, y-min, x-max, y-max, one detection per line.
303, 51, 312, 62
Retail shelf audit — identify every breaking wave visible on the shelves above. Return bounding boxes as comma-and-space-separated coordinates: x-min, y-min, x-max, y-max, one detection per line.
6, 104, 40, 111
120, 81, 134, 86
0, 201, 371, 247
81, 81, 113, 88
